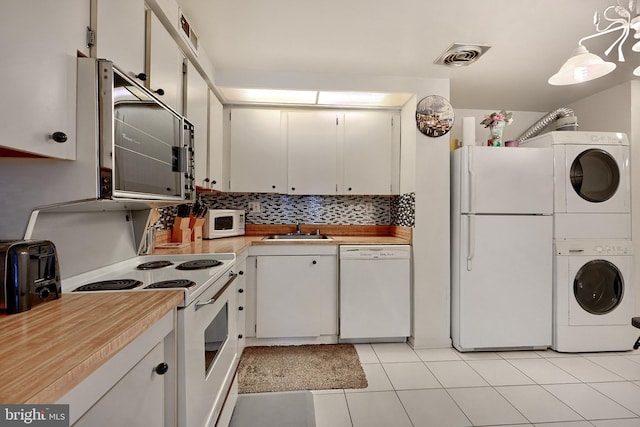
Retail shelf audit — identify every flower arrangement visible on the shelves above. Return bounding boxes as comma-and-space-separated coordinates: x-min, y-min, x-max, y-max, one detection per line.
480, 110, 513, 128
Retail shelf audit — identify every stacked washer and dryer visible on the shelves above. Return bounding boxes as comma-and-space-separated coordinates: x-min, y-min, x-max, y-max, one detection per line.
523, 131, 635, 352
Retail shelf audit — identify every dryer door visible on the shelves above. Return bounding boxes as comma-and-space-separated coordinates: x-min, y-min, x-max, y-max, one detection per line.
568, 255, 632, 325
564, 145, 630, 213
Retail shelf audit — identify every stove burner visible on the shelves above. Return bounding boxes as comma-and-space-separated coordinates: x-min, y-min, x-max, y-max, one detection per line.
136, 260, 174, 270
145, 279, 196, 289
176, 259, 223, 270
73, 279, 143, 292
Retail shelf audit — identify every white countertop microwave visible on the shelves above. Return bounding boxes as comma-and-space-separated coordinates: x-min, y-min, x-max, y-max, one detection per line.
204, 209, 246, 239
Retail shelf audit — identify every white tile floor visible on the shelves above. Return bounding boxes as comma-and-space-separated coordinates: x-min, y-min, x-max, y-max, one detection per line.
310, 343, 640, 427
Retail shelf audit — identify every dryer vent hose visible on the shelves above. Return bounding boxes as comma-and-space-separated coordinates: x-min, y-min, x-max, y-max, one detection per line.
516, 107, 578, 143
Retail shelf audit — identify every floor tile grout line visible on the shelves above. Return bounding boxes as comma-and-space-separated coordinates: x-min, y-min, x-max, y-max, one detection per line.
546, 354, 627, 383
583, 380, 640, 417
502, 354, 582, 385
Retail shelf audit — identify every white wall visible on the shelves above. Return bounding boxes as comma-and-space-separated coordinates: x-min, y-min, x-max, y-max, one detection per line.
568, 81, 639, 313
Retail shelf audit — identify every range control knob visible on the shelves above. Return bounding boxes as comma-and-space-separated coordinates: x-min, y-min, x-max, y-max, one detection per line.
39, 287, 50, 300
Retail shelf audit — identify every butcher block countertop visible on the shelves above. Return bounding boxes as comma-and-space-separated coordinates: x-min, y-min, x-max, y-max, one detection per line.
0, 290, 183, 404
154, 224, 412, 255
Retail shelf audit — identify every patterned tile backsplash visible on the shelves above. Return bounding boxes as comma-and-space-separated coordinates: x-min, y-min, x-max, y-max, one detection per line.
159, 192, 415, 229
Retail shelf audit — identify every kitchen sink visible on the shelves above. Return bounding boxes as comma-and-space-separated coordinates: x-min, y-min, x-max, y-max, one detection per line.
262, 234, 332, 240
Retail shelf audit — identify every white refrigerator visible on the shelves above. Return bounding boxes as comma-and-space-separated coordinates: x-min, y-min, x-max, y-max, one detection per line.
451, 146, 554, 351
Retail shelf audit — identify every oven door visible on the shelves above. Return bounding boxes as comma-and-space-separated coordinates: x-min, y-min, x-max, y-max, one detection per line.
178, 272, 239, 427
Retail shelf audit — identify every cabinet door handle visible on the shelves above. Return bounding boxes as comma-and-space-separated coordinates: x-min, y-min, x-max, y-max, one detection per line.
50, 131, 68, 143
155, 362, 169, 375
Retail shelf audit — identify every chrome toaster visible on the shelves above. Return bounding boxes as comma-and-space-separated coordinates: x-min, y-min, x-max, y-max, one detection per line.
0, 240, 61, 314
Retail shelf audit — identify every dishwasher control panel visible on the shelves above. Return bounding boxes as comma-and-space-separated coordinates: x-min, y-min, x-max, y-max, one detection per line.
339, 245, 411, 260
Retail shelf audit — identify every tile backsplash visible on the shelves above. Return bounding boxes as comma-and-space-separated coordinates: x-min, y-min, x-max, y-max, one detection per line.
159, 192, 415, 229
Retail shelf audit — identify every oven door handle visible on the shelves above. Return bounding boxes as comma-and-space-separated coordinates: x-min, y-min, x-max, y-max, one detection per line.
195, 273, 238, 311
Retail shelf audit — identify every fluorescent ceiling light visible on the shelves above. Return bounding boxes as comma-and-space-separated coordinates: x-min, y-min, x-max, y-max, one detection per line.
220, 87, 317, 104
317, 91, 412, 107
219, 87, 412, 107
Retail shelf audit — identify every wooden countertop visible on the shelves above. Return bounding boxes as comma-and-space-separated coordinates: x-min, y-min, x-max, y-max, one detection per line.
154, 224, 412, 255
0, 290, 183, 404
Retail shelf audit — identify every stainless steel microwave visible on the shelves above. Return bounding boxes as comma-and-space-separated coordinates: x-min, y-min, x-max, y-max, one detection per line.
78, 58, 195, 202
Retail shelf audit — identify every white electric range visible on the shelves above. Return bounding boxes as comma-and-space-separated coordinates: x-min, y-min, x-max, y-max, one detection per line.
63, 252, 240, 427
62, 253, 236, 307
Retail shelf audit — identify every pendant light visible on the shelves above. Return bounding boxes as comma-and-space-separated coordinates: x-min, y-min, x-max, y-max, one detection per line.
549, 0, 640, 85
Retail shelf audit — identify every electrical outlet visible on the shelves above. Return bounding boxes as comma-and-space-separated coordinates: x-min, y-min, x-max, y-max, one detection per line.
248, 201, 261, 213
365, 202, 373, 213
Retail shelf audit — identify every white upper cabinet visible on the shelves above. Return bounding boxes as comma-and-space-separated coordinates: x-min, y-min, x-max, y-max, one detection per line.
147, 11, 184, 114
343, 111, 400, 195
208, 92, 226, 192
186, 60, 209, 189
91, 0, 146, 81
287, 111, 340, 195
230, 108, 284, 193
0, 0, 89, 159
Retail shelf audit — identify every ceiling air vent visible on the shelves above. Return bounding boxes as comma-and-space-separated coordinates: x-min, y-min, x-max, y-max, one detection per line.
434, 43, 491, 67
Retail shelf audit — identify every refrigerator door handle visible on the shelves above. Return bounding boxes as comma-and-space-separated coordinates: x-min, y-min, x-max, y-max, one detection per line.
468, 148, 475, 213
467, 215, 475, 271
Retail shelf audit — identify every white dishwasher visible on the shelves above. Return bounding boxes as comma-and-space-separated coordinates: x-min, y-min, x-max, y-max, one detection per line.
339, 245, 411, 340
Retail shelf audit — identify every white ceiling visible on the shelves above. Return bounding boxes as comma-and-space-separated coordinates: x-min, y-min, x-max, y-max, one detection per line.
176, 0, 640, 112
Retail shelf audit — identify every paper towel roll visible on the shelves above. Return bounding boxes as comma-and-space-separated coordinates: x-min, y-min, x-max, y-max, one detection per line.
462, 117, 476, 146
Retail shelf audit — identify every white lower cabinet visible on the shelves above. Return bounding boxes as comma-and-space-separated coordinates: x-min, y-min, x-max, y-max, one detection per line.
60, 311, 176, 427
253, 246, 337, 339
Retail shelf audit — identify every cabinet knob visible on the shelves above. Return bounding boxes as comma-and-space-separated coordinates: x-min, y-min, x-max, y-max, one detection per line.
348, 187, 352, 191
50, 131, 68, 143
155, 362, 169, 375
272, 185, 276, 189
291, 187, 296, 191
238, 306, 244, 311
204, 178, 210, 183
238, 334, 243, 339
238, 288, 244, 293
136, 72, 147, 81
312, 260, 317, 265
154, 88, 165, 96
239, 271, 244, 276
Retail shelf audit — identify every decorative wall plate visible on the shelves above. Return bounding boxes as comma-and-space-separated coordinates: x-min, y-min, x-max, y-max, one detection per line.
415, 95, 455, 138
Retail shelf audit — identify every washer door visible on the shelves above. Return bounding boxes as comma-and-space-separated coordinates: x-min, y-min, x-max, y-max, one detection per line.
574, 260, 623, 314
570, 149, 620, 203
569, 255, 631, 326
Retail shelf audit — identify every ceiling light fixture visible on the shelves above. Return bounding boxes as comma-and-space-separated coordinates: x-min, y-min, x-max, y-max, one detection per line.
549, 0, 640, 85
